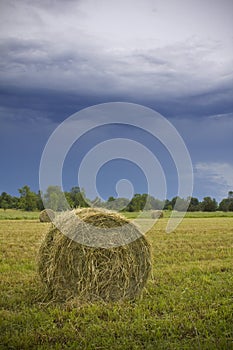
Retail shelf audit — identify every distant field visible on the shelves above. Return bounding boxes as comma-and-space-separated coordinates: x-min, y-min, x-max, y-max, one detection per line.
123, 210, 233, 219
0, 209, 39, 220
1, 208, 233, 220
0, 217, 232, 349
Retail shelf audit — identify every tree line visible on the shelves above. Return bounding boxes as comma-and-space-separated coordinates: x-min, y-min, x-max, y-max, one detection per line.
0, 185, 233, 212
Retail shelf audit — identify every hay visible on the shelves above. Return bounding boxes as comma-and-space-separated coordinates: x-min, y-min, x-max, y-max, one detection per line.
38, 208, 152, 302
151, 210, 163, 219
39, 209, 55, 223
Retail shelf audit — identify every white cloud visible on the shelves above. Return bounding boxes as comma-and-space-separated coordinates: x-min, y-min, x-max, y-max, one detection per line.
195, 162, 233, 199
0, 0, 232, 99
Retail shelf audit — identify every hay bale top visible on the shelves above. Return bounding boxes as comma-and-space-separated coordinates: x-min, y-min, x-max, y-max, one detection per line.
76, 208, 129, 228
54, 209, 141, 248
39, 209, 55, 222
75, 207, 101, 217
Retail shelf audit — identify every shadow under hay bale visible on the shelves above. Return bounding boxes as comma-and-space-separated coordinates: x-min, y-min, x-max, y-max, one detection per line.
151, 210, 164, 219
39, 209, 55, 223
38, 208, 152, 302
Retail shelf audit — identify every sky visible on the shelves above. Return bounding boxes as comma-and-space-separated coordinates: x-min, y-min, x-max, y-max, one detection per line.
0, 0, 233, 202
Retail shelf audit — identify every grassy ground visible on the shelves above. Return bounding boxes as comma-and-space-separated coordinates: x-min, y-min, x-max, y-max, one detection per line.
123, 211, 233, 219
0, 217, 233, 349
0, 209, 39, 220
1, 208, 233, 220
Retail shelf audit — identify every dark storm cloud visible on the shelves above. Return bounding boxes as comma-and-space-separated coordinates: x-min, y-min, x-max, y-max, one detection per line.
0, 0, 232, 121
0, 34, 232, 121
0, 84, 98, 121
0, 0, 232, 199
0, 79, 232, 124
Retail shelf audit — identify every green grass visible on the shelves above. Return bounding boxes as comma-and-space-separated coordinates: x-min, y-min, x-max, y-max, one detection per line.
123, 210, 233, 219
0, 209, 39, 220
183, 211, 233, 218
0, 218, 233, 349
1, 209, 233, 221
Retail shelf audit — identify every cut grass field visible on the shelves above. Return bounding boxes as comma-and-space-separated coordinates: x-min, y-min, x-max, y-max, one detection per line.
123, 211, 233, 219
1, 208, 233, 220
0, 209, 39, 220
0, 216, 233, 349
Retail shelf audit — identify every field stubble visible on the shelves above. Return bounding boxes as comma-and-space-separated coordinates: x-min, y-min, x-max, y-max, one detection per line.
0, 216, 232, 349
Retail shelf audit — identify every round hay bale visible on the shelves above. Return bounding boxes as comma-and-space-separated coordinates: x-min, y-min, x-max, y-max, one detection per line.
38, 209, 152, 302
151, 210, 163, 219
39, 209, 55, 223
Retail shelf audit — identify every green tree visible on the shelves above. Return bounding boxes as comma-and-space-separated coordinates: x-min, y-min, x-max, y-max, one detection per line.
125, 194, 165, 212
105, 197, 129, 211
219, 197, 233, 212
126, 194, 144, 212
11, 196, 20, 209
229, 200, 233, 211
1, 200, 9, 211
69, 187, 89, 208
150, 197, 165, 210
170, 196, 189, 211
163, 199, 172, 210
44, 186, 69, 211
18, 186, 38, 211
187, 197, 200, 212
0, 192, 13, 210
228, 191, 233, 199
200, 197, 218, 212
219, 198, 229, 212
36, 191, 44, 211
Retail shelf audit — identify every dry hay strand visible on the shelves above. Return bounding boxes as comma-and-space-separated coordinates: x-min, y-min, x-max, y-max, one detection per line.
75, 207, 111, 219
38, 208, 152, 302
39, 209, 55, 223
151, 210, 164, 219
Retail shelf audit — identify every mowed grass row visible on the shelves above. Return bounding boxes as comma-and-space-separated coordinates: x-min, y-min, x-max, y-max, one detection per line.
0, 209, 40, 220
0, 218, 232, 349
1, 208, 233, 220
